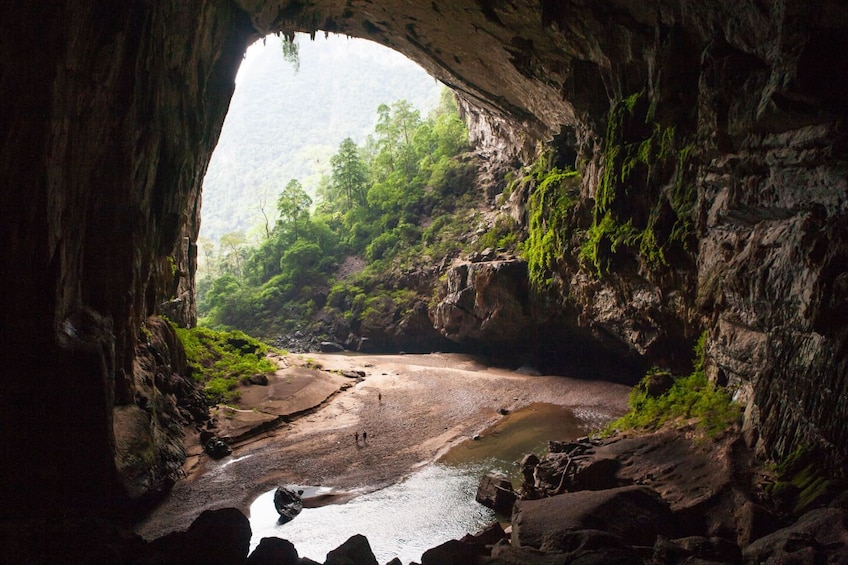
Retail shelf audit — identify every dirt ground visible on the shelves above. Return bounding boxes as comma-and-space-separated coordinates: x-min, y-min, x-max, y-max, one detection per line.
134, 352, 631, 540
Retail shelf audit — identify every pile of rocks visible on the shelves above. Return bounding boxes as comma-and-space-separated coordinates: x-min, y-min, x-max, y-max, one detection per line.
470, 430, 848, 564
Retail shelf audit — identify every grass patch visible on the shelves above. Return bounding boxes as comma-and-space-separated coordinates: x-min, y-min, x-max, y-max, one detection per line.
604, 332, 741, 437
173, 325, 277, 405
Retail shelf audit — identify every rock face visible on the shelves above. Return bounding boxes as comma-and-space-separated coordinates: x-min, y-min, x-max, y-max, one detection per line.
1, 0, 847, 525
512, 485, 674, 550
433, 258, 533, 347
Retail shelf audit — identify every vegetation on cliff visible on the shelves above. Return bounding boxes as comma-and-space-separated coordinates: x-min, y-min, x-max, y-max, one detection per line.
197, 89, 473, 340
521, 154, 581, 290
605, 332, 741, 437
173, 325, 277, 404
581, 91, 698, 277
766, 445, 838, 515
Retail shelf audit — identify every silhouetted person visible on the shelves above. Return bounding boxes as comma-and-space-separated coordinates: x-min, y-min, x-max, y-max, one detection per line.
378, 392, 382, 404
363, 431, 368, 443
355, 431, 359, 444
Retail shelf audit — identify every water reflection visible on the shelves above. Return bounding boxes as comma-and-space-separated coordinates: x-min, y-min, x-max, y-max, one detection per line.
249, 463, 496, 563
248, 403, 589, 563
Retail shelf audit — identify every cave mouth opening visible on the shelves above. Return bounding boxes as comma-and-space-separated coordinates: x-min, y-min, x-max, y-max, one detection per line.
195, 32, 648, 383
195, 33, 448, 343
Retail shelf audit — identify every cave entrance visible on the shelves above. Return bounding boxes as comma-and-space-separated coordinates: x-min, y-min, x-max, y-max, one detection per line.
197, 33, 469, 353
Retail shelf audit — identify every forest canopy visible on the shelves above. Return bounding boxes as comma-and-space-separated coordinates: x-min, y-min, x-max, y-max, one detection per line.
197, 89, 475, 339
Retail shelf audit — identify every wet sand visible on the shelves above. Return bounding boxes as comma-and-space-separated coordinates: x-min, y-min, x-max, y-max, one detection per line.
135, 352, 631, 540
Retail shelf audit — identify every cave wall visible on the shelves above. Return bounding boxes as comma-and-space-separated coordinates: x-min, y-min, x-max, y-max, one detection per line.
1, 0, 846, 515
0, 1, 255, 515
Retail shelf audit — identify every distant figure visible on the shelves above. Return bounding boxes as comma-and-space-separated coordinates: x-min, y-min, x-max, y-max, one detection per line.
363, 431, 368, 443
378, 392, 382, 404
355, 431, 359, 444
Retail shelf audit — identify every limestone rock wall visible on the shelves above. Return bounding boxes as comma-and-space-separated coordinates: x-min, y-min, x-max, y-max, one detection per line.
1, 0, 847, 517
0, 1, 255, 514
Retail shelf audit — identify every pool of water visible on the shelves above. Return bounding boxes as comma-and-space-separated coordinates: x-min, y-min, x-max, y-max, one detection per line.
248, 403, 588, 563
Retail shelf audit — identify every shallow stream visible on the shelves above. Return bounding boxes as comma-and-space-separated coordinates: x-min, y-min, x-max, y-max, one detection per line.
248, 403, 588, 563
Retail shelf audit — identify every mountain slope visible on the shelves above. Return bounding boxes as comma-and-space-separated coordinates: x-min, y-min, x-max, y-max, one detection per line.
201, 34, 442, 243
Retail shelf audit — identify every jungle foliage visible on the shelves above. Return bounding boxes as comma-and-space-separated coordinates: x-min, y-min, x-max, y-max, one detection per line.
197, 89, 473, 338
604, 332, 741, 437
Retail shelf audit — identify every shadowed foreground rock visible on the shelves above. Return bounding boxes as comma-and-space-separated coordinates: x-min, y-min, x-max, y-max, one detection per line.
513, 485, 673, 550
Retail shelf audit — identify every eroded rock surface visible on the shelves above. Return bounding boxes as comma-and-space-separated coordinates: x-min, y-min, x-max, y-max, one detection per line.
1, 0, 847, 531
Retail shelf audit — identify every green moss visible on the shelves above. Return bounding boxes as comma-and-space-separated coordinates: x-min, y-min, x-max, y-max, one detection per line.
584, 92, 697, 277
767, 445, 836, 515
173, 324, 277, 405
523, 161, 581, 289
604, 331, 741, 437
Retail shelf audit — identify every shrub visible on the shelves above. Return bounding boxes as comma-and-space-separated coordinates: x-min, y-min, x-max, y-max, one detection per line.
604, 332, 741, 437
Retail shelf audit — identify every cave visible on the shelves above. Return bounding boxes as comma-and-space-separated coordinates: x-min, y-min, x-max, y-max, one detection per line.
2, 0, 847, 557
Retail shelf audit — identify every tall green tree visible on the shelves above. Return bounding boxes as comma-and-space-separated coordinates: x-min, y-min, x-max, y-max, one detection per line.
373, 101, 422, 180
330, 138, 369, 209
276, 179, 312, 240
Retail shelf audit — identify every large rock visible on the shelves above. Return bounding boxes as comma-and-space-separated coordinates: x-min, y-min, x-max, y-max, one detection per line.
151, 508, 252, 565
476, 473, 518, 515
512, 486, 673, 550
527, 431, 764, 545
421, 539, 488, 565
323, 534, 378, 565
247, 537, 299, 565
742, 507, 848, 564
433, 259, 533, 347
491, 530, 641, 565
273, 486, 304, 524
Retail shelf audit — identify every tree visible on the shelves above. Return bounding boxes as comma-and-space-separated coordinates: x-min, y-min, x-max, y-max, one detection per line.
276, 179, 312, 240
373, 100, 423, 181
219, 231, 248, 279
330, 138, 369, 209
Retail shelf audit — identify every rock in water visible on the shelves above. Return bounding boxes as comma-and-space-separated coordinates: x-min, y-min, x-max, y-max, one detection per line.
476, 473, 518, 515
273, 487, 304, 524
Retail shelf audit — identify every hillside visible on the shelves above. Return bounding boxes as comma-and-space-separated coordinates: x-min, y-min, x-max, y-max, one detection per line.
200, 34, 443, 244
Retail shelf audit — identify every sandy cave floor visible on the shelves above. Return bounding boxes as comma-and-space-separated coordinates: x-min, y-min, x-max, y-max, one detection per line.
135, 352, 631, 540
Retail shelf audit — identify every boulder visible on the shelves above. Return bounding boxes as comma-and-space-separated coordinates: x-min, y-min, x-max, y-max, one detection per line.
460, 521, 508, 546
421, 538, 488, 564
641, 370, 675, 398
247, 537, 299, 565
742, 507, 848, 564
323, 534, 378, 565
273, 486, 304, 524
512, 486, 673, 550
248, 373, 269, 386
491, 530, 641, 564
652, 536, 741, 564
476, 473, 518, 515
319, 341, 345, 353
432, 260, 534, 348
203, 436, 231, 459
151, 508, 252, 565
733, 500, 782, 547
